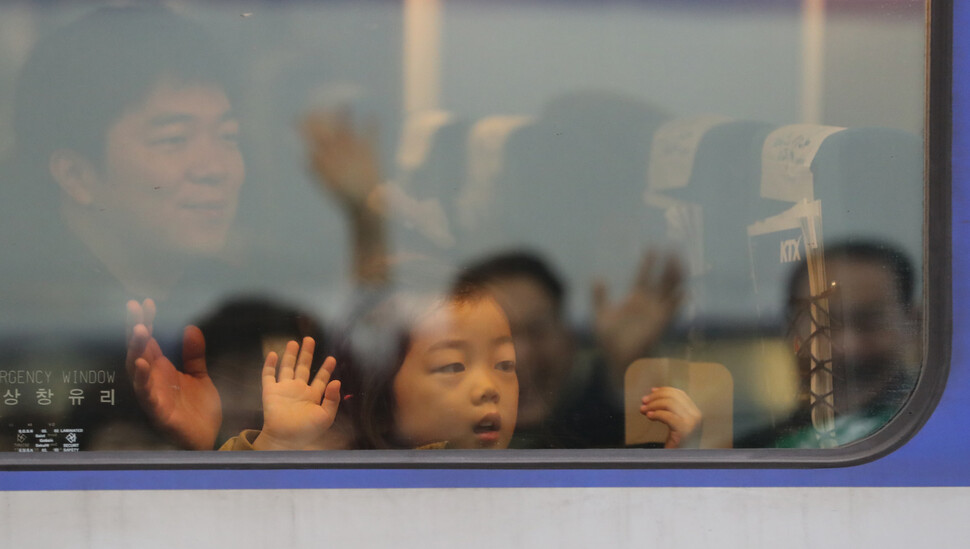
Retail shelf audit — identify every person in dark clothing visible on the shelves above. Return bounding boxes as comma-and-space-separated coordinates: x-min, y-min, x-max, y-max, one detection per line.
454, 250, 700, 449
737, 241, 920, 448
2, 6, 243, 450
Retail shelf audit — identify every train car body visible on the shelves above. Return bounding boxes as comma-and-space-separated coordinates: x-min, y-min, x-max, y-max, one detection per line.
0, 1, 964, 547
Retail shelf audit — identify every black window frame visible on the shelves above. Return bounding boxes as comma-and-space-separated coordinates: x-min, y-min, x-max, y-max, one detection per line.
0, 0, 951, 471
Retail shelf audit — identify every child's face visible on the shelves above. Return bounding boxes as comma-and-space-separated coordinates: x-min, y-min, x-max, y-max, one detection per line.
392, 296, 518, 449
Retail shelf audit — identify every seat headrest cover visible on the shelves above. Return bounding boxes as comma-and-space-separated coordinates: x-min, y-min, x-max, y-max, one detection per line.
761, 124, 845, 202
647, 114, 732, 191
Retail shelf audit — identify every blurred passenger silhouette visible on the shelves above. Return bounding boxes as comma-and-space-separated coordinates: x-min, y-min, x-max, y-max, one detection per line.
177, 108, 387, 449
127, 106, 391, 450
13, 7, 243, 300
455, 249, 699, 448
738, 241, 920, 448
195, 298, 332, 448
301, 110, 389, 288
4, 6, 392, 451
5, 6, 244, 450
221, 281, 519, 451
489, 91, 670, 312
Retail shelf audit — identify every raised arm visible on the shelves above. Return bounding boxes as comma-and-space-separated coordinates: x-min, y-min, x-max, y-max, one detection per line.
302, 110, 389, 286
126, 299, 222, 450
593, 250, 685, 387
252, 337, 342, 451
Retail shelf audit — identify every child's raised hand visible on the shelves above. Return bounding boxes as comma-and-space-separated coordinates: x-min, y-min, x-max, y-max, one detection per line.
253, 337, 341, 451
640, 386, 703, 449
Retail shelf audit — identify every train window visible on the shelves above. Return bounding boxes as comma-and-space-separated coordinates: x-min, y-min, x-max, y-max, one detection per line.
0, 0, 948, 467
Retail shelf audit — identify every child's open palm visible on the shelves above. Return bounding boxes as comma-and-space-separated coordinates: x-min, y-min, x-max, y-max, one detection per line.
254, 337, 341, 451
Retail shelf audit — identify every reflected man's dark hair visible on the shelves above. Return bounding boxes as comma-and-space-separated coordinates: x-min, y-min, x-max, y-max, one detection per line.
196, 297, 329, 381
338, 280, 496, 449
452, 249, 566, 316
14, 6, 237, 188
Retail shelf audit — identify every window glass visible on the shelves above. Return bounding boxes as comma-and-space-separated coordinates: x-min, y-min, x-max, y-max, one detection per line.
0, 0, 930, 457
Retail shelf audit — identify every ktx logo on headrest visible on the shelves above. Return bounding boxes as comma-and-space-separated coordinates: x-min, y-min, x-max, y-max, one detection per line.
780, 236, 803, 263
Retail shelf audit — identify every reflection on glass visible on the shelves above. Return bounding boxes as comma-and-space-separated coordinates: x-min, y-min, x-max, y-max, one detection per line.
0, 1, 925, 453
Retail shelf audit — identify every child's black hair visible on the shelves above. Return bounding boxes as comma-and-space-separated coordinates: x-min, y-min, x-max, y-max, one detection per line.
336, 280, 496, 449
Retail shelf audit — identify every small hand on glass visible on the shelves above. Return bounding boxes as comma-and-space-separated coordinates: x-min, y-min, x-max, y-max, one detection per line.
640, 386, 703, 449
253, 337, 341, 451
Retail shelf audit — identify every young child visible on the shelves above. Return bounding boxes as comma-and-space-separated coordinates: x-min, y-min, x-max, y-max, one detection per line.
221, 282, 518, 450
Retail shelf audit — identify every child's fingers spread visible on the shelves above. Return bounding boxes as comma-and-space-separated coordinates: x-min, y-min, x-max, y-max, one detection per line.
295, 337, 316, 383
262, 352, 280, 385
320, 355, 337, 376
278, 340, 300, 380
321, 380, 341, 420
323, 379, 341, 406
309, 356, 336, 399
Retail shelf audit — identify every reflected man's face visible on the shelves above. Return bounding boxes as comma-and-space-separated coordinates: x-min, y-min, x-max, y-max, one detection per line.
826, 258, 915, 381
91, 78, 244, 255
794, 257, 917, 414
